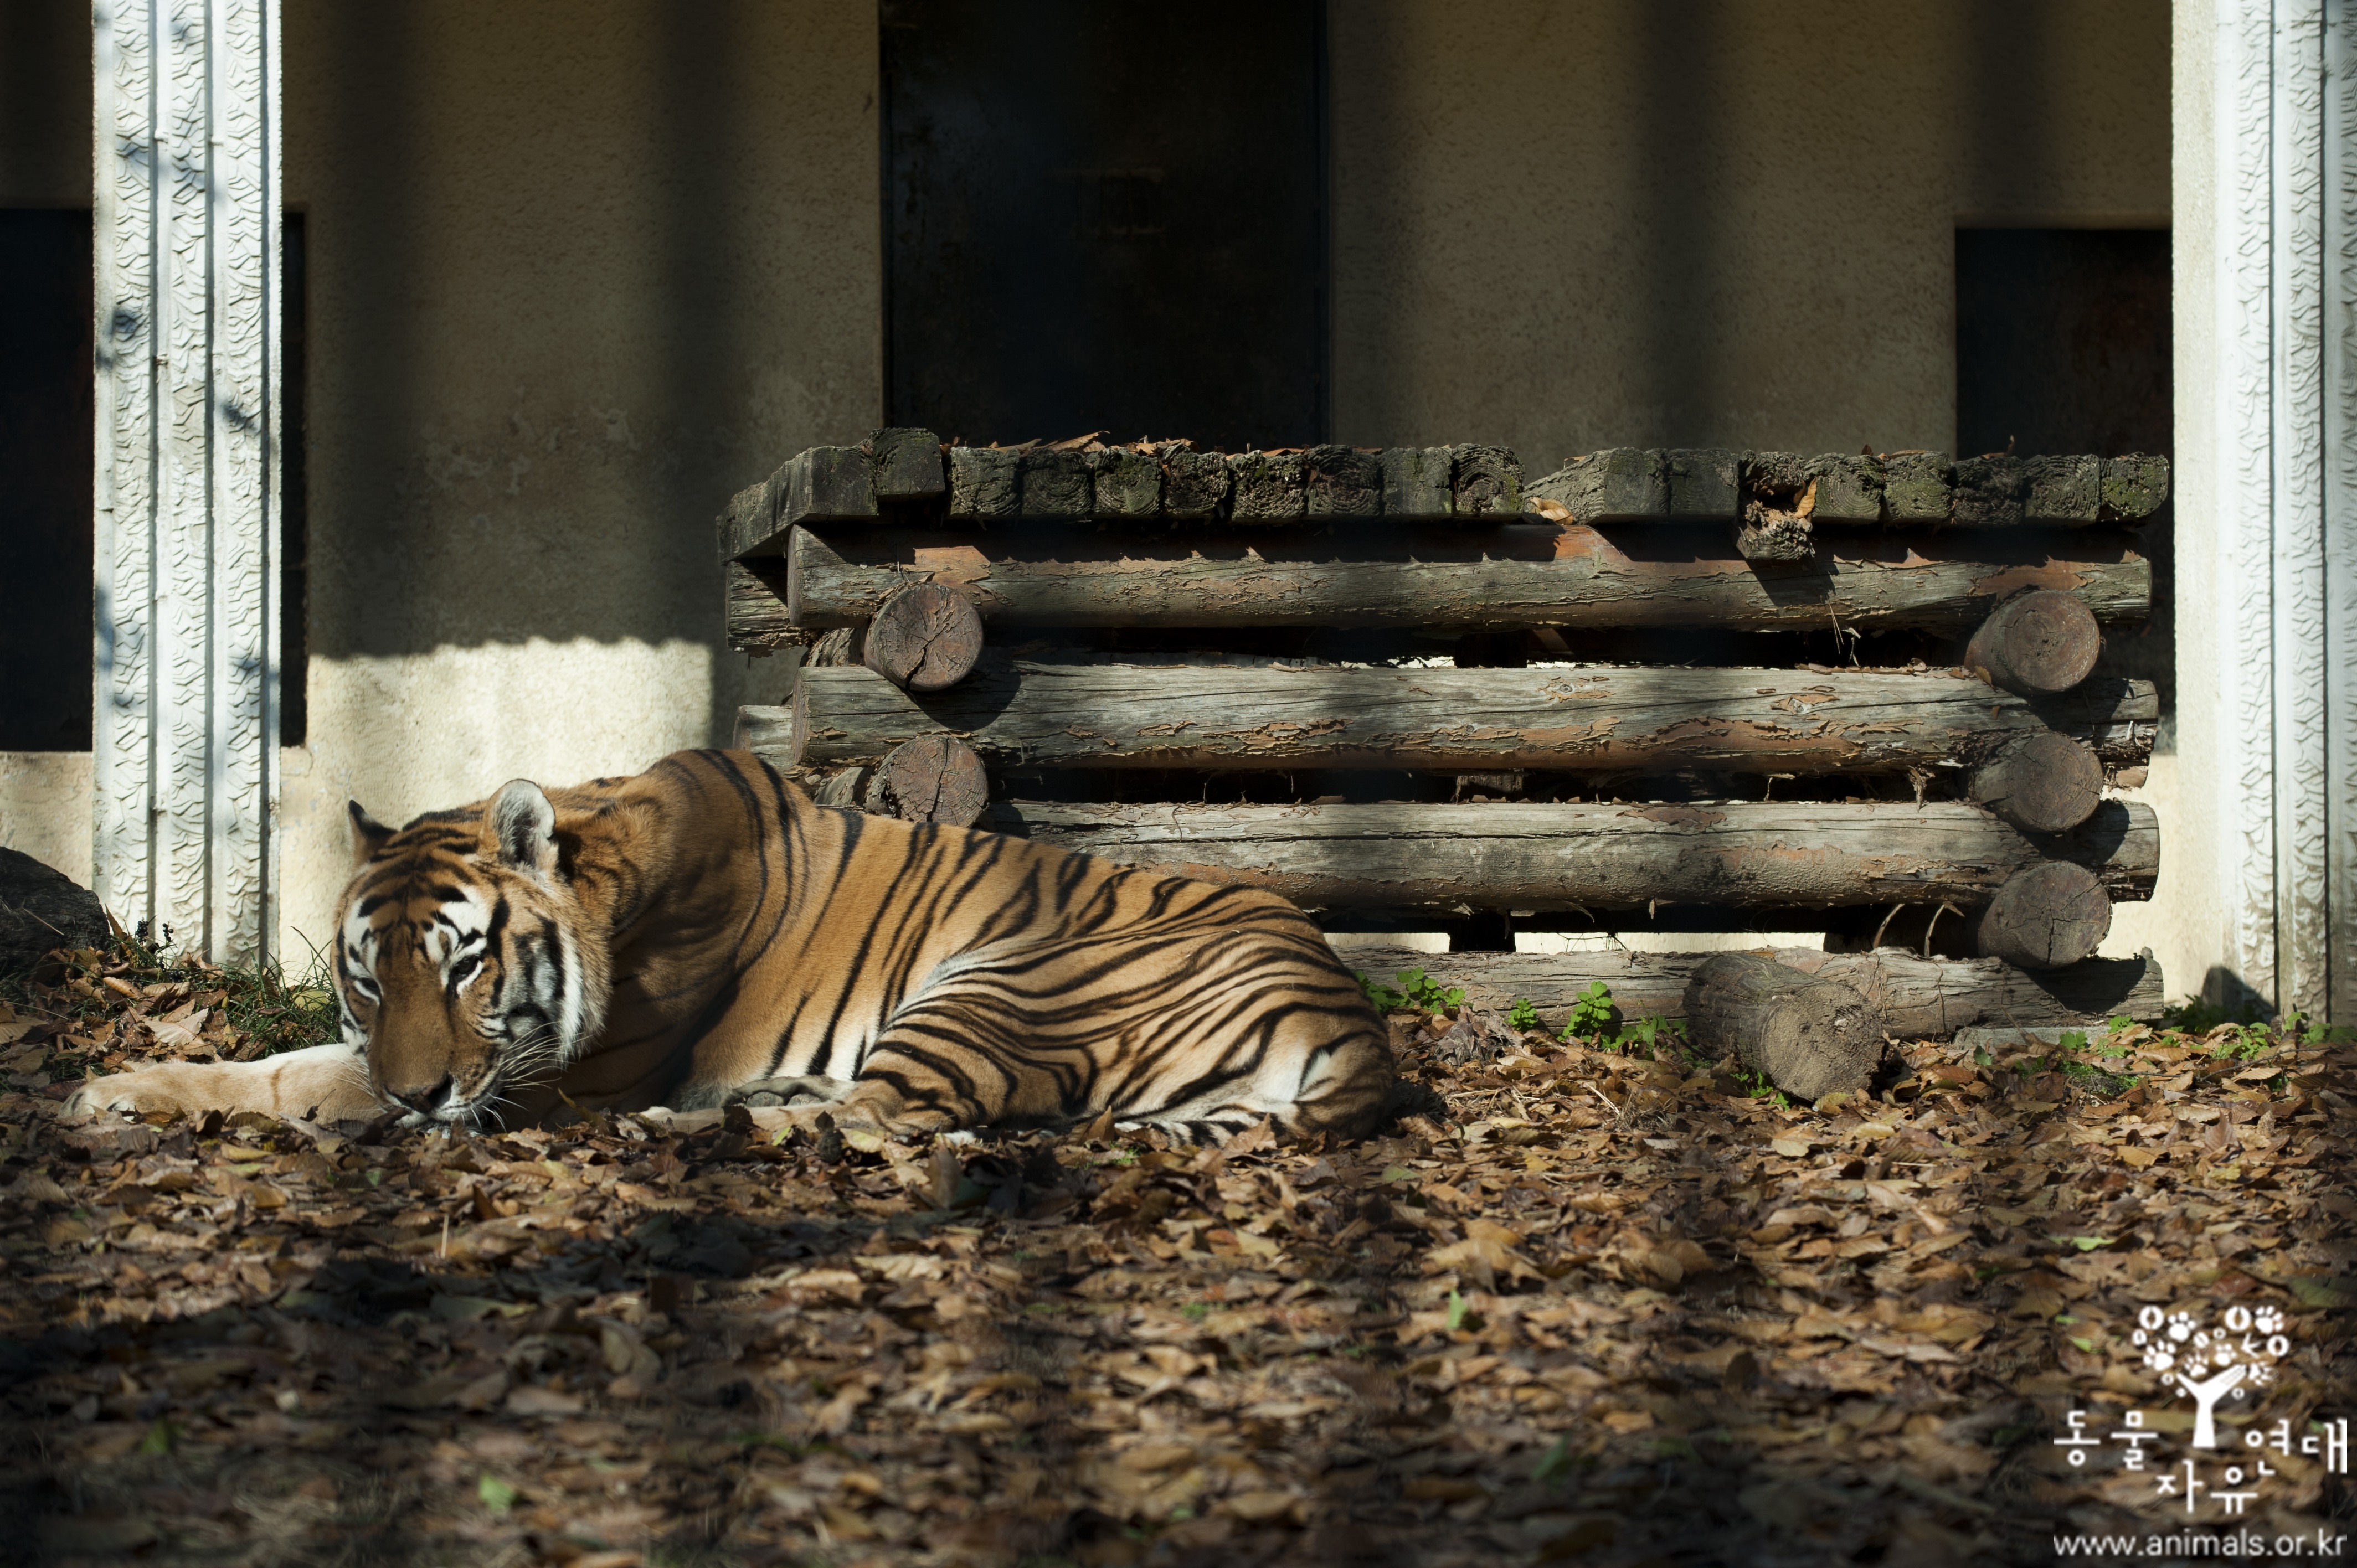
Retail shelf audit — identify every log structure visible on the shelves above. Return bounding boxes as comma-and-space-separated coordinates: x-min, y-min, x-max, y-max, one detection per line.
1683, 952, 1882, 1101
709, 435, 2173, 1034
756, 662, 2155, 776
738, 525, 2154, 645
951, 800, 2157, 918
1332, 944, 2165, 1035
719, 439, 2169, 559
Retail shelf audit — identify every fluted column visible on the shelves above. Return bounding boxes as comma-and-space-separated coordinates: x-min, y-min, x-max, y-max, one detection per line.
91, 0, 281, 961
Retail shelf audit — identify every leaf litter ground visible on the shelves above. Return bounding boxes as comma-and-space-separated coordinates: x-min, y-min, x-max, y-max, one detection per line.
2, 943, 2354, 1567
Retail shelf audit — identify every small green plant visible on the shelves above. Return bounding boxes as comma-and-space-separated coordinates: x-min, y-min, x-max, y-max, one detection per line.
1398, 968, 1464, 1012
1562, 980, 1616, 1040
477, 1474, 519, 1515
1445, 1290, 1468, 1332
1531, 1435, 1574, 1486
1733, 1066, 1790, 1107
1612, 1014, 1687, 1055
1355, 967, 1464, 1014
1507, 996, 1541, 1033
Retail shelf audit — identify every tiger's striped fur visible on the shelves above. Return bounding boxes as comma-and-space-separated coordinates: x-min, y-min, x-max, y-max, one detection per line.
65, 750, 1393, 1142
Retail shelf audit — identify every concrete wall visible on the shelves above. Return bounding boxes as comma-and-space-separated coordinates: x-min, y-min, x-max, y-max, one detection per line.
1330, 0, 2170, 458
270, 0, 877, 959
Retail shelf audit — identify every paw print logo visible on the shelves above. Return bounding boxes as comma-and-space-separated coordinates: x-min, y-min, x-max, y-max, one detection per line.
2132, 1303, 2298, 1448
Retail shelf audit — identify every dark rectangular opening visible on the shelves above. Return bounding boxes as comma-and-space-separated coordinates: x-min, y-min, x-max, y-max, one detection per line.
1956, 227, 2173, 740
0, 211, 307, 752
282, 210, 308, 746
882, 0, 1327, 450
0, 208, 94, 752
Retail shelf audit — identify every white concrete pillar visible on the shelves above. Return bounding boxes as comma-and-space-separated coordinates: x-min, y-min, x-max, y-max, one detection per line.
2179, 0, 2357, 1022
91, 0, 282, 962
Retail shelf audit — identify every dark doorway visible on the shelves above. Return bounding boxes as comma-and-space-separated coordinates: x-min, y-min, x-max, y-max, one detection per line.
881, 0, 1327, 451
1956, 228, 2174, 740
0, 208, 93, 752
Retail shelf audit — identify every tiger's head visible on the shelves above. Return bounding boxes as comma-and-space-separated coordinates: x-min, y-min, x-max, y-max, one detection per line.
336, 779, 611, 1125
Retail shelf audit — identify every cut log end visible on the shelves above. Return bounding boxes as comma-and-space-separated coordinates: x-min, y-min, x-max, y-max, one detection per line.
1682, 951, 1882, 1102
1965, 589, 2102, 695
871, 734, 989, 828
1968, 732, 2106, 834
1974, 860, 2112, 970
1735, 508, 1815, 563
861, 583, 984, 692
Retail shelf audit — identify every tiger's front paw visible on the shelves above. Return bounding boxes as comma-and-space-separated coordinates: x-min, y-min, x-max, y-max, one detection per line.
61, 1064, 214, 1121
725, 1074, 858, 1110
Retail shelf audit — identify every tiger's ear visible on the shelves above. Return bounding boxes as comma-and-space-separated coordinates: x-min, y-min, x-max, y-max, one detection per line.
487, 780, 558, 875
347, 801, 394, 866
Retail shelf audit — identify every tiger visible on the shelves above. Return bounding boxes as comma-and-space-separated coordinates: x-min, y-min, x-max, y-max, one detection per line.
63, 749, 1393, 1143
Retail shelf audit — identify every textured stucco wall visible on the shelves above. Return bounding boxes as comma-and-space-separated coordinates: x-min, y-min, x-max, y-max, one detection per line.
272, 0, 876, 958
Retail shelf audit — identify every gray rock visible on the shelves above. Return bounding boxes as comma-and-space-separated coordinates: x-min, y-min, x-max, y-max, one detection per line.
1, 847, 109, 977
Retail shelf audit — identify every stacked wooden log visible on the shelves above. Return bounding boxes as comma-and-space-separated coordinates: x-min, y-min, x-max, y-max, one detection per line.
718, 430, 2169, 1050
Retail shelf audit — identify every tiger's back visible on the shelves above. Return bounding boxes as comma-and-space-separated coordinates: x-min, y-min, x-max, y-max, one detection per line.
638, 751, 1393, 1139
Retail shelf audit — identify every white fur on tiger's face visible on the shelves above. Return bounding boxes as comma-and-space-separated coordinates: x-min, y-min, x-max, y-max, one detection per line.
334, 779, 612, 1125
66, 750, 1394, 1142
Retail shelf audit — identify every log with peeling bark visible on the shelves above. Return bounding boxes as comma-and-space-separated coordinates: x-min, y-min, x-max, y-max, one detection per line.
740, 524, 2152, 644
1966, 731, 2106, 833
1964, 589, 2103, 696
1330, 945, 2166, 1036
1684, 951, 1882, 1101
750, 662, 2155, 775
947, 800, 2157, 915
1973, 860, 2114, 970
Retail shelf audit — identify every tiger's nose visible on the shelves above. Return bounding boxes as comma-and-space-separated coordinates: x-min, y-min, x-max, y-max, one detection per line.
387, 1074, 455, 1115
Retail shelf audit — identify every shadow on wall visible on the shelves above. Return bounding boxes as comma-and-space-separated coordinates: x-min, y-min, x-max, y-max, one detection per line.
300, 1, 783, 749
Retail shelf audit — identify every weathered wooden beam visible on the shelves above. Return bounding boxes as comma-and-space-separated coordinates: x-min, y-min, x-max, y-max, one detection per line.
752, 524, 2153, 644
944, 799, 2159, 915
1522, 451, 2167, 528
1331, 945, 2166, 1036
754, 662, 2155, 775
